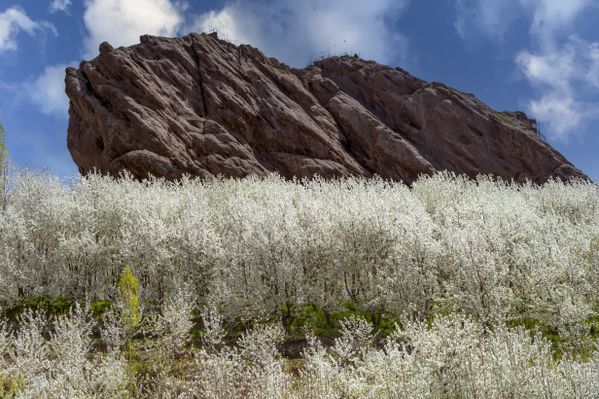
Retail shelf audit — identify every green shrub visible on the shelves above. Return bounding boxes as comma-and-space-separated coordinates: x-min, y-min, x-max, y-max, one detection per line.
119, 266, 141, 333
0, 122, 7, 164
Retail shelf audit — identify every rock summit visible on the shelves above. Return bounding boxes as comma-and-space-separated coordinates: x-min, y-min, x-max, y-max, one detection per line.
65, 32, 587, 183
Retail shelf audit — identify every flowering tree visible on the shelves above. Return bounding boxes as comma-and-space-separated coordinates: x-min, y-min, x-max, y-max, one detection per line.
0, 171, 597, 397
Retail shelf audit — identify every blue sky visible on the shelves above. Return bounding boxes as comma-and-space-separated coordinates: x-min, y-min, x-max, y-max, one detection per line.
1, 0, 598, 180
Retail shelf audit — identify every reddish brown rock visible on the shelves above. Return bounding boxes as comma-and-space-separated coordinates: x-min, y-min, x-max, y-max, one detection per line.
65, 32, 587, 184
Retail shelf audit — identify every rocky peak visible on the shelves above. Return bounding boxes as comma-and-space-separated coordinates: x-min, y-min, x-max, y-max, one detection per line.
65, 32, 587, 183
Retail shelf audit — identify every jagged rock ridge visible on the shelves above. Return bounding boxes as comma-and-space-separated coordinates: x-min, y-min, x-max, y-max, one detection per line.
65, 32, 587, 183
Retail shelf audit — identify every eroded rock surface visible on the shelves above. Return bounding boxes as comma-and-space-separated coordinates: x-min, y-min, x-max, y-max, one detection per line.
65, 32, 587, 183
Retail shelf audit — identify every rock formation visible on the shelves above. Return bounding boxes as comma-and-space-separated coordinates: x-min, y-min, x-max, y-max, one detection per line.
65, 32, 587, 183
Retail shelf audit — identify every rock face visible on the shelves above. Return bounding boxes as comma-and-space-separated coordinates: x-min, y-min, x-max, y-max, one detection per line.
65, 32, 587, 183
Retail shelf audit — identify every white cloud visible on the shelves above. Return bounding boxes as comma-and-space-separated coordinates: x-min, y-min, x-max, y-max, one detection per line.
29, 0, 188, 118
24, 63, 75, 117
81, 0, 410, 65
0, 63, 73, 119
516, 49, 574, 88
49, 0, 72, 14
516, 38, 599, 140
585, 41, 599, 89
455, 0, 519, 42
189, 0, 410, 67
455, 0, 599, 140
528, 96, 584, 139
520, 0, 594, 48
455, 0, 594, 45
193, 8, 248, 44
83, 0, 184, 58
0, 6, 56, 52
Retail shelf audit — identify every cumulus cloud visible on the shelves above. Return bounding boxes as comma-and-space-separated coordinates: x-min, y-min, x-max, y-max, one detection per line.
0, 63, 73, 118
23, 63, 76, 117
455, 0, 598, 140
516, 47, 576, 91
0, 6, 56, 52
82, 0, 184, 58
33, 0, 186, 118
80, 0, 410, 67
189, 0, 411, 67
516, 39, 599, 140
521, 0, 594, 48
527, 96, 583, 139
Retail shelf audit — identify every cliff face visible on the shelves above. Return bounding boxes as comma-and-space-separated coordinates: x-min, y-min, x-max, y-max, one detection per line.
65, 32, 587, 183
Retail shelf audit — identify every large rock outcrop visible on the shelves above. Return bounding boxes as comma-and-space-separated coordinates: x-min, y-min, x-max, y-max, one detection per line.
65, 32, 587, 183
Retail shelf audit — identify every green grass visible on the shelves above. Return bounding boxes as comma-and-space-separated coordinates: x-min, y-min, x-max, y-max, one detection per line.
274, 63, 291, 73
1, 297, 115, 322
495, 111, 517, 126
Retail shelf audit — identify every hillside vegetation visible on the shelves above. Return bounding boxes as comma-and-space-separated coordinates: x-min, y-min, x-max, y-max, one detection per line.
0, 171, 598, 398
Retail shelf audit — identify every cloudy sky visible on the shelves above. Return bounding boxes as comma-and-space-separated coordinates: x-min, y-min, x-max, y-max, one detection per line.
1, 0, 598, 180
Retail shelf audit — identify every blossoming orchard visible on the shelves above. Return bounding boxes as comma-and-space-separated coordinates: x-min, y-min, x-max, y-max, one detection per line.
0, 170, 597, 397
